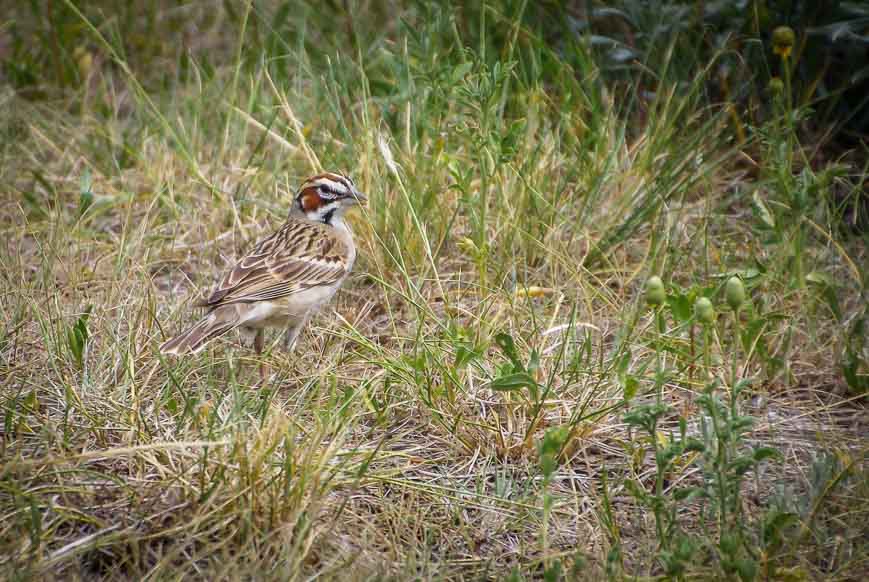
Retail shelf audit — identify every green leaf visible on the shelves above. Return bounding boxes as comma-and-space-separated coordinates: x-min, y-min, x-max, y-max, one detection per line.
66, 306, 92, 369
543, 560, 562, 582
622, 374, 639, 401
454, 345, 479, 369
752, 190, 776, 229
731, 416, 755, 433
752, 447, 781, 463
402, 353, 427, 372
728, 456, 755, 475
666, 292, 693, 323
527, 349, 540, 374
684, 438, 705, 453
526, 380, 540, 404
490, 372, 537, 392
733, 378, 753, 397
24, 391, 39, 412
494, 332, 524, 371
735, 557, 758, 582
805, 271, 834, 287
615, 348, 631, 376
763, 510, 798, 549
714, 268, 761, 280
673, 486, 705, 502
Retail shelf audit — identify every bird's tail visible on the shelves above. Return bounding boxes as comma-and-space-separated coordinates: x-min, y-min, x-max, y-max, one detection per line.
160, 307, 240, 356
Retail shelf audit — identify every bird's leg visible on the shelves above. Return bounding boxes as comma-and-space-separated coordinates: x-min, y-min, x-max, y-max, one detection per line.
254, 329, 265, 380
283, 317, 308, 353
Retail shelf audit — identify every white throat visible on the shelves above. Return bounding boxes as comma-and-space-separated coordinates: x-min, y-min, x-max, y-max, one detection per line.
329, 214, 357, 269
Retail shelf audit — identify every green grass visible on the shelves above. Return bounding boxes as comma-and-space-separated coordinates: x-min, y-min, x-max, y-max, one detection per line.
1, 1, 867, 580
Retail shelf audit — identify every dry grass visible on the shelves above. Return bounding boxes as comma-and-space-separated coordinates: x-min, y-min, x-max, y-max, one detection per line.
1, 2, 867, 580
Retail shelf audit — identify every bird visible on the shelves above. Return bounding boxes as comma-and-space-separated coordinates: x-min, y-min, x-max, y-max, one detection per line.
160, 172, 366, 372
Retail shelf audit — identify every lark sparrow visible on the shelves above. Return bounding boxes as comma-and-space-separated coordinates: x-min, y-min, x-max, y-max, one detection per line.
160, 172, 366, 361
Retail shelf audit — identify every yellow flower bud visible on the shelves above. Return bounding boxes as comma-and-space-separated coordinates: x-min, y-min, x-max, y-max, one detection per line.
514, 286, 555, 299
645, 276, 666, 306
772, 26, 795, 58
694, 297, 715, 324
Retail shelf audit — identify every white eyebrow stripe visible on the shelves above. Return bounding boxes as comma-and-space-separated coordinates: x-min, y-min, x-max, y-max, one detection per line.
315, 178, 350, 195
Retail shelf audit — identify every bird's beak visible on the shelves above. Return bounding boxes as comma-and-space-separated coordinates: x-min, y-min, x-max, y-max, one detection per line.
351, 190, 368, 206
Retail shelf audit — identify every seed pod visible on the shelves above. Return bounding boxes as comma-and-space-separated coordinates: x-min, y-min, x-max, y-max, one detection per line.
768, 77, 784, 94
694, 297, 715, 324
725, 276, 746, 311
74, 46, 93, 80
772, 26, 795, 58
457, 236, 479, 258
645, 276, 666, 306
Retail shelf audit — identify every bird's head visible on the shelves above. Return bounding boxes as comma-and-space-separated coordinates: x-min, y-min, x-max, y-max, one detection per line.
292, 172, 367, 225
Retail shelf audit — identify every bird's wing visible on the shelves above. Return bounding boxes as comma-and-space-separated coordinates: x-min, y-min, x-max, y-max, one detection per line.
199, 220, 350, 307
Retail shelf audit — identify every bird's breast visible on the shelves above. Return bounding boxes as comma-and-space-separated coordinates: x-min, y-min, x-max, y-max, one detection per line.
237, 282, 344, 330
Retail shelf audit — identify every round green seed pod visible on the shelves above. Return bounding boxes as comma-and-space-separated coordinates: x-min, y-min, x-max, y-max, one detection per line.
694, 297, 715, 324
725, 276, 746, 311
645, 276, 666, 306
768, 77, 784, 94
